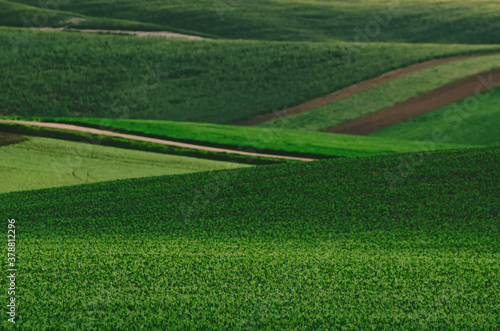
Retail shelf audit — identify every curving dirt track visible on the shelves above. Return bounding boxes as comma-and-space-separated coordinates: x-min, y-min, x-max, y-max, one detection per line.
323, 68, 500, 135
0, 120, 315, 162
234, 53, 498, 126
37, 27, 205, 40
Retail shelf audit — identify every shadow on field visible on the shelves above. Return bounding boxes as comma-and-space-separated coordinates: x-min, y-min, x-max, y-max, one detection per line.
0, 132, 28, 147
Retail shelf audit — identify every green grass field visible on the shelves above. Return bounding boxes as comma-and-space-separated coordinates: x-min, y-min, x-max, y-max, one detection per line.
2, 27, 500, 123
260, 53, 500, 131
1, 1, 500, 329
0, 134, 247, 193
370, 87, 500, 145
1, 146, 498, 329
3, 0, 500, 44
0, 0, 179, 34
3, 117, 475, 158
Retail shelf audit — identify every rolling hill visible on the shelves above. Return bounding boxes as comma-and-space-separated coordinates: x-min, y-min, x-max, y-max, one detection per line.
1, 27, 500, 123
0, 133, 248, 193
1, 146, 498, 329
3, 0, 500, 44
1, 1, 499, 329
259, 53, 500, 131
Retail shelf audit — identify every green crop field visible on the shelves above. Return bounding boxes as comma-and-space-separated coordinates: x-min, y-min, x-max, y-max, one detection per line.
2, 27, 500, 123
1, 0, 499, 329
3, 0, 500, 44
370, 88, 500, 146
0, 134, 247, 193
6, 117, 474, 158
0, 0, 175, 34
261, 53, 500, 131
1, 146, 498, 329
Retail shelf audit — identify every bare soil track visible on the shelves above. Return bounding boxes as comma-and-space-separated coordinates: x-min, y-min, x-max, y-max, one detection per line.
0, 120, 316, 162
234, 53, 498, 126
324, 68, 500, 135
37, 28, 205, 40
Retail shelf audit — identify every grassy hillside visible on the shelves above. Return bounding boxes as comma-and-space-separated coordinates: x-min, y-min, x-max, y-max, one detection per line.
3, 117, 475, 157
1, 146, 498, 329
2, 28, 500, 124
0, 0, 178, 34
0, 134, 248, 193
370, 88, 500, 146
260, 53, 500, 130
3, 0, 500, 44
1, 1, 499, 329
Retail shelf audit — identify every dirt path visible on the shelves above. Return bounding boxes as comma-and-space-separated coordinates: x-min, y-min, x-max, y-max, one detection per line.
234, 53, 498, 126
323, 68, 500, 135
0, 120, 315, 162
37, 27, 205, 40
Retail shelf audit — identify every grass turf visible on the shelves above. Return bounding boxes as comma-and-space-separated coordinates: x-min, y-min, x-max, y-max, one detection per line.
1, 146, 498, 329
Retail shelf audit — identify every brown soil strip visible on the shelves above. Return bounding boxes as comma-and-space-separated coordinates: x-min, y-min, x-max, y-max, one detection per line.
323, 68, 500, 135
234, 53, 497, 126
37, 28, 205, 40
0, 132, 27, 147
0, 120, 316, 162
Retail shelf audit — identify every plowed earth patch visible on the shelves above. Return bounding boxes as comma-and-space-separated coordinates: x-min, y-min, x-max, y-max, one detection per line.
323, 68, 500, 135
235, 53, 497, 126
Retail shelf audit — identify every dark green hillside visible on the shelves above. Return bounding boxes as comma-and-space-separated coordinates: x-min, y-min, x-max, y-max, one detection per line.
3, 0, 500, 44
1, 27, 499, 123
1, 146, 498, 329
